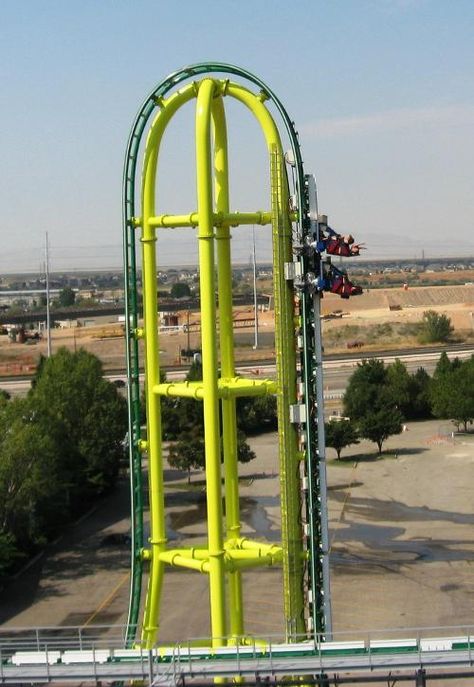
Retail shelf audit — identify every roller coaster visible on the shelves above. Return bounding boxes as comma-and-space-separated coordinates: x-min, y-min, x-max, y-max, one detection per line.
122, 62, 365, 650
1, 63, 473, 687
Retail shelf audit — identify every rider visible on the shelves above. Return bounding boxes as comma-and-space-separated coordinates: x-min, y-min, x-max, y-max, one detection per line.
317, 226, 365, 257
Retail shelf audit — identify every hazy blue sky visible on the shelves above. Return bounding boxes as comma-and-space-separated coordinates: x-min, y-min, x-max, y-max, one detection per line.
1, 0, 473, 272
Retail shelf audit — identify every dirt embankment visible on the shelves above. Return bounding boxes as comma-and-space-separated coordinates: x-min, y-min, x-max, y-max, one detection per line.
1, 284, 473, 376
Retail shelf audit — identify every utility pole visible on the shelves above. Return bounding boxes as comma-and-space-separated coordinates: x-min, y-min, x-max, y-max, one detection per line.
186, 307, 190, 353
45, 232, 52, 357
252, 224, 259, 349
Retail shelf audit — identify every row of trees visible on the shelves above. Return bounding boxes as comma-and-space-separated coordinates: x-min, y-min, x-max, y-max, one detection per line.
326, 352, 474, 459
0, 348, 127, 579
430, 352, 474, 430
2, 341, 468, 576
156, 350, 471, 471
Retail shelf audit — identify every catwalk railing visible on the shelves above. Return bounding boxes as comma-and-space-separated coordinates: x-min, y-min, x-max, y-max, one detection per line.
1, 624, 474, 685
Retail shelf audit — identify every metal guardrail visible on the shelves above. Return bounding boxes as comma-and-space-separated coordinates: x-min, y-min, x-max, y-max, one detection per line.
1, 647, 474, 685
1, 623, 474, 685
2, 622, 474, 648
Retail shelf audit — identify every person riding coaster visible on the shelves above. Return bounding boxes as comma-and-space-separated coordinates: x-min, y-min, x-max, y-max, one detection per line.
317, 226, 365, 257
328, 268, 363, 298
311, 265, 363, 299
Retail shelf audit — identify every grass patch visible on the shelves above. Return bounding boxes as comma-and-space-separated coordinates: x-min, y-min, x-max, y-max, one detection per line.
322, 319, 470, 351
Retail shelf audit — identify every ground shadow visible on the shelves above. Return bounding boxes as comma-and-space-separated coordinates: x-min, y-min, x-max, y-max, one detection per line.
165, 471, 277, 489
165, 494, 281, 542
328, 481, 364, 492
0, 480, 132, 624
397, 447, 430, 456
334, 446, 429, 464
330, 492, 474, 573
334, 453, 385, 464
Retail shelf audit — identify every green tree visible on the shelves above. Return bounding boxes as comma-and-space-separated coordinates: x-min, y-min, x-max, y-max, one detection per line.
168, 429, 256, 482
325, 419, 359, 460
0, 398, 65, 552
58, 287, 76, 307
0, 389, 10, 403
160, 361, 276, 439
418, 310, 453, 344
186, 359, 203, 381
433, 351, 459, 379
236, 430, 256, 463
358, 407, 403, 454
386, 359, 412, 416
407, 367, 432, 419
170, 282, 191, 299
160, 361, 204, 440
29, 347, 127, 500
343, 358, 388, 421
236, 394, 277, 434
386, 360, 433, 420
163, 360, 256, 475
0, 351, 127, 580
344, 359, 403, 453
168, 432, 205, 483
0, 532, 20, 577
430, 356, 474, 431
31, 354, 46, 389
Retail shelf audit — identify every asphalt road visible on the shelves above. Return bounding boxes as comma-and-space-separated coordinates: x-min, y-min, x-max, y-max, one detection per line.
2, 345, 474, 398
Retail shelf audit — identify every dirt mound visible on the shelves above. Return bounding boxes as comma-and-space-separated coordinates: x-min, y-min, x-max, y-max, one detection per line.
321, 290, 388, 314
386, 285, 474, 309
322, 284, 474, 314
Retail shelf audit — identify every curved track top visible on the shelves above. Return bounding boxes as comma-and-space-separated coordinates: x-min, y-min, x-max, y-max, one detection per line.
122, 62, 328, 645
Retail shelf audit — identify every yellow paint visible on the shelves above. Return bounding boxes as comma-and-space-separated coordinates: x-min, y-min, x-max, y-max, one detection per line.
148, 211, 272, 228
153, 378, 277, 399
82, 573, 130, 628
138, 76, 303, 648
140, 83, 197, 648
195, 79, 227, 646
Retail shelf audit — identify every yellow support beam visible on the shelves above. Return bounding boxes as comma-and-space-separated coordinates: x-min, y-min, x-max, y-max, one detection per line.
212, 88, 244, 645
195, 79, 227, 647
147, 210, 272, 228
158, 551, 210, 573
140, 82, 197, 649
157, 546, 283, 573
225, 81, 304, 638
136, 74, 304, 649
218, 378, 277, 398
153, 378, 277, 399
231, 538, 283, 556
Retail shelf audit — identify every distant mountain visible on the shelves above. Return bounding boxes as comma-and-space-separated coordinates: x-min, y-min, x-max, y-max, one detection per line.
355, 232, 474, 260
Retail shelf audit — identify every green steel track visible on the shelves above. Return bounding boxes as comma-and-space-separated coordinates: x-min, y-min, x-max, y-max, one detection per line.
122, 62, 330, 645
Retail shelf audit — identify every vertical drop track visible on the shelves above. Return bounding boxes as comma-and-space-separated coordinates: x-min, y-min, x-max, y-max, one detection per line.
122, 63, 331, 646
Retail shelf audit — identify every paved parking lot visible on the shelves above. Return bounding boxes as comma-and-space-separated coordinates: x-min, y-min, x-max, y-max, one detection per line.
1, 420, 473, 650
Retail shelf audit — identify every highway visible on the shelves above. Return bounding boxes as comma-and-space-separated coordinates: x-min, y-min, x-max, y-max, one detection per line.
321, 346, 474, 400
2, 345, 474, 399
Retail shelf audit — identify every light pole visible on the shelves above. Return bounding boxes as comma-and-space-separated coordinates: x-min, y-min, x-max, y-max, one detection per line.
186, 307, 191, 353
252, 224, 259, 349
45, 232, 52, 357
